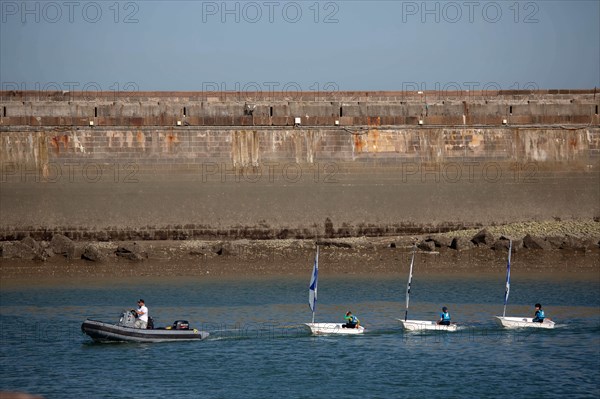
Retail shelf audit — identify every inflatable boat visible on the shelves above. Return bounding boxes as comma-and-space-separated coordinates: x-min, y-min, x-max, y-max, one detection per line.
81, 311, 210, 343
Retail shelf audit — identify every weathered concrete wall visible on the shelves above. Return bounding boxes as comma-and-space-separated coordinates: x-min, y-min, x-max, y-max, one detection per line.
1, 91, 599, 240
1, 90, 599, 127
0, 126, 598, 170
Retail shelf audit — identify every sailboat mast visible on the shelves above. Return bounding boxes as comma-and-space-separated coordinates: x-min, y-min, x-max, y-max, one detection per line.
405, 245, 416, 321
309, 245, 319, 324
502, 240, 512, 318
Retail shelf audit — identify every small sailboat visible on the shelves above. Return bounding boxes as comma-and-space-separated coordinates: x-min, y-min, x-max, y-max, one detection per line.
397, 245, 459, 332
494, 240, 555, 329
304, 246, 365, 335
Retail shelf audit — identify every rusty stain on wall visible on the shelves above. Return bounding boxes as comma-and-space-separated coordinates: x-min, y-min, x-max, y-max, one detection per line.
50, 136, 60, 155
136, 130, 146, 149
352, 133, 366, 155
60, 135, 69, 150
159, 129, 179, 153
367, 117, 381, 153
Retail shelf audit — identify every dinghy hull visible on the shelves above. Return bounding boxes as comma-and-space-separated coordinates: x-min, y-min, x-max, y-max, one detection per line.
397, 319, 459, 332
304, 323, 365, 335
494, 316, 555, 329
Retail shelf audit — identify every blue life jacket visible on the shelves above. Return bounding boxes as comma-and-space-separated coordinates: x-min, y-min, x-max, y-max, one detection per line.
535, 309, 545, 320
346, 315, 358, 324
441, 312, 451, 322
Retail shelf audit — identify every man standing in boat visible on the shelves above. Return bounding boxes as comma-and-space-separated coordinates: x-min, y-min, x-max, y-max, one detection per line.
437, 306, 451, 325
342, 311, 360, 329
134, 299, 149, 329
532, 303, 545, 323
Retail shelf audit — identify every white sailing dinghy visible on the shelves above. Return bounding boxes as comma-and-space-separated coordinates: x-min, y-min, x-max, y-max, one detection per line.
494, 240, 555, 329
397, 245, 459, 332
304, 246, 365, 335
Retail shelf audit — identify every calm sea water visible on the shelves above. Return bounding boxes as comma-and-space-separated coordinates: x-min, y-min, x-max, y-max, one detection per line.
1, 272, 599, 398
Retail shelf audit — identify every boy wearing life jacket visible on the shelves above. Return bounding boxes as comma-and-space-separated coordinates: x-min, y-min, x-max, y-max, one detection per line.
437, 306, 451, 325
532, 303, 545, 323
342, 311, 360, 328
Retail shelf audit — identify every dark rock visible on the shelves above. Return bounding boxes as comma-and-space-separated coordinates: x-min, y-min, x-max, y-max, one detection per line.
189, 244, 214, 256
492, 238, 511, 251
417, 240, 436, 252
116, 251, 144, 261
429, 236, 453, 248
82, 244, 104, 261
492, 236, 523, 251
214, 246, 228, 256
1, 242, 38, 260
211, 243, 232, 256
115, 243, 146, 261
20, 236, 47, 260
50, 234, 76, 258
545, 236, 564, 249
522, 234, 552, 250
1, 243, 16, 258
220, 240, 252, 256
513, 239, 524, 250
471, 229, 496, 246
450, 237, 475, 251
558, 236, 589, 251
21, 236, 41, 252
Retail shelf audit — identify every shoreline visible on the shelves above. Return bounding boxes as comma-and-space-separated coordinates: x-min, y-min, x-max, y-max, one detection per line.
1, 220, 599, 282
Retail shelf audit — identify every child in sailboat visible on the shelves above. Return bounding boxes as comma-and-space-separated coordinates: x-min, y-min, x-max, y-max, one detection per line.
532, 303, 545, 323
437, 306, 451, 325
342, 311, 361, 329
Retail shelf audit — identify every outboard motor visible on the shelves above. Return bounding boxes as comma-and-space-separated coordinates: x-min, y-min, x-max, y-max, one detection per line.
118, 310, 137, 328
172, 320, 189, 330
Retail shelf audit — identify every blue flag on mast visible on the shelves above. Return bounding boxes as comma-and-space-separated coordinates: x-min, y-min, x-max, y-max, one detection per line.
309, 246, 319, 313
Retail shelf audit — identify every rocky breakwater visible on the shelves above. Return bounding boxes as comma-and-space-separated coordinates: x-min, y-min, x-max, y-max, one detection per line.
0, 220, 599, 278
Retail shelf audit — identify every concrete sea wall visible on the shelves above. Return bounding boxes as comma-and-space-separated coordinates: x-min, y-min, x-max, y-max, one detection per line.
1, 90, 599, 240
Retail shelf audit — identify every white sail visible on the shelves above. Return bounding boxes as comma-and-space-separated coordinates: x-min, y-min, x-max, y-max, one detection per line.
404, 245, 416, 321
308, 245, 319, 323
502, 240, 512, 317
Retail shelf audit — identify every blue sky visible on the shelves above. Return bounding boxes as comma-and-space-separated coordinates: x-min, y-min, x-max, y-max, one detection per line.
1, 0, 599, 91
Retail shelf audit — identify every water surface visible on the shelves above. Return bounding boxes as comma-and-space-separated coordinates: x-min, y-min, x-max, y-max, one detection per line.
1, 273, 599, 398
